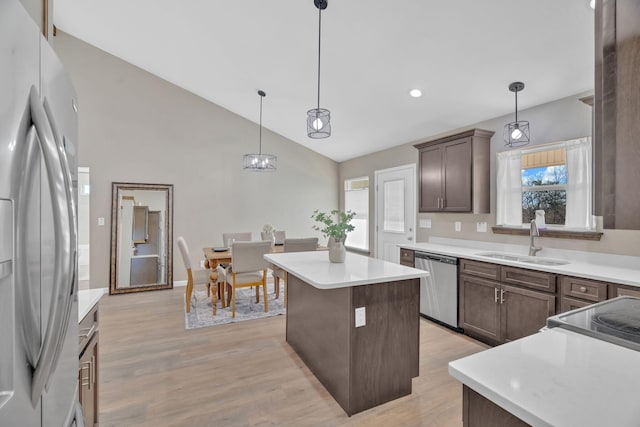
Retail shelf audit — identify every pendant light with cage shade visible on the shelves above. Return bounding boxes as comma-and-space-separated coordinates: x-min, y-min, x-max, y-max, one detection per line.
243, 90, 277, 171
504, 81, 530, 147
307, 0, 331, 138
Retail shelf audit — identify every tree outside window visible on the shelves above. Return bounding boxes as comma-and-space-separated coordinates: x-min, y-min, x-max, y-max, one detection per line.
521, 164, 567, 225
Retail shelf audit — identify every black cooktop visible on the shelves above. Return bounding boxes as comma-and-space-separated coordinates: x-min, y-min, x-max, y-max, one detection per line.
547, 296, 640, 351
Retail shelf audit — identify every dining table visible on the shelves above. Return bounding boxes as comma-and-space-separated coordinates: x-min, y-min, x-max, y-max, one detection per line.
202, 244, 327, 308
202, 244, 286, 270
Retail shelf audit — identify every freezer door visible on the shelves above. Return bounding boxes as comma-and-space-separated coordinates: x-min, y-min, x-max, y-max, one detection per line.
0, 0, 42, 426
39, 37, 80, 427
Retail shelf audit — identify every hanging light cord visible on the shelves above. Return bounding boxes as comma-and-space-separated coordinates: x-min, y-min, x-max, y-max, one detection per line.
316, 4, 322, 111
259, 94, 263, 155
514, 89, 518, 122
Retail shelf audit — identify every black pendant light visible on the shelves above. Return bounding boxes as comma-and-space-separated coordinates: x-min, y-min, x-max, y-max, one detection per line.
243, 90, 277, 172
504, 81, 530, 147
307, 0, 331, 138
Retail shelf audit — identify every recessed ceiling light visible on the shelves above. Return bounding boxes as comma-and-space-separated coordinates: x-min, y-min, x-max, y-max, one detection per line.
409, 89, 422, 98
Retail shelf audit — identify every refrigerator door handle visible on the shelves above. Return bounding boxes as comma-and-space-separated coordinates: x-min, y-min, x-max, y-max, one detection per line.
15, 126, 45, 371
43, 97, 78, 390
28, 85, 76, 405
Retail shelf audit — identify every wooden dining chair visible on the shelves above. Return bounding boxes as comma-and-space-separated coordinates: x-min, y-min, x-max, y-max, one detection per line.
177, 236, 218, 313
273, 237, 318, 305
220, 240, 272, 318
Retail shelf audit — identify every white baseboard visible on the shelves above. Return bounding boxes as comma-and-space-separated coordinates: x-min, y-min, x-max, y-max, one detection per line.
174, 280, 188, 288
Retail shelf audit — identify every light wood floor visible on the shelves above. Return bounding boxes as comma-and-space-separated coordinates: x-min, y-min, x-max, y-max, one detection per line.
97, 286, 487, 427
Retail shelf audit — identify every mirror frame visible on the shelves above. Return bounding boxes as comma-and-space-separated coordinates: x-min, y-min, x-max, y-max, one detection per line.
109, 182, 173, 294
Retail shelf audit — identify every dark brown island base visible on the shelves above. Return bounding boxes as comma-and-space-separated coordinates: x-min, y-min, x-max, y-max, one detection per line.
265, 251, 427, 416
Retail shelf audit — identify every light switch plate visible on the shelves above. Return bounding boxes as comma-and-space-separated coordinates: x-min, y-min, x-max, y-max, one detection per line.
419, 219, 432, 228
98, 217, 105, 226
455, 221, 462, 232
355, 307, 366, 327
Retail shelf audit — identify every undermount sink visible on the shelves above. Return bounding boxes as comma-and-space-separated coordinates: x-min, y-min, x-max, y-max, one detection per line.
475, 252, 570, 266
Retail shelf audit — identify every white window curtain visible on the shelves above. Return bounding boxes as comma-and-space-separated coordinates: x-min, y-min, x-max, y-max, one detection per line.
496, 149, 523, 226
565, 137, 592, 228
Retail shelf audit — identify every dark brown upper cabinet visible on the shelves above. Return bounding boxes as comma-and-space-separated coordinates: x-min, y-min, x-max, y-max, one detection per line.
414, 128, 493, 213
594, 0, 640, 230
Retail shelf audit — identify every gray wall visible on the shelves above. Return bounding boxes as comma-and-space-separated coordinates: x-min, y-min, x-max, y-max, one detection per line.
341, 93, 640, 257
53, 31, 339, 288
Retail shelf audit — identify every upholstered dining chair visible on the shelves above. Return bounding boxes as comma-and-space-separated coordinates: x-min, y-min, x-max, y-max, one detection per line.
273, 230, 286, 245
273, 237, 318, 305
222, 232, 252, 248
177, 236, 219, 314
219, 240, 272, 318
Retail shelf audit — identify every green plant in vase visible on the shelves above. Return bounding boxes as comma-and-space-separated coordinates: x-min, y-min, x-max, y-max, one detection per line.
311, 209, 355, 263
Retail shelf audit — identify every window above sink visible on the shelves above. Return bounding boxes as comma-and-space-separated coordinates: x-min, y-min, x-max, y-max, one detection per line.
494, 137, 603, 241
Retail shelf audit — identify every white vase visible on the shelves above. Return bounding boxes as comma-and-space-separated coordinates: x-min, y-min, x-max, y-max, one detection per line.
327, 236, 335, 249
328, 240, 346, 263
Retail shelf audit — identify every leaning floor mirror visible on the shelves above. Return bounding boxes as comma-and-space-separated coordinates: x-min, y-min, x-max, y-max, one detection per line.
109, 182, 173, 294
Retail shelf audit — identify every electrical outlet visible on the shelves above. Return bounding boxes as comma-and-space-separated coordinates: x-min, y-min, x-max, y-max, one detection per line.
419, 219, 432, 228
98, 217, 105, 226
455, 221, 462, 232
355, 307, 366, 327
477, 221, 487, 232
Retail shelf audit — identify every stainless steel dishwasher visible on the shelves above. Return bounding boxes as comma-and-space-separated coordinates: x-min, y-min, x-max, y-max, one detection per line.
414, 251, 461, 331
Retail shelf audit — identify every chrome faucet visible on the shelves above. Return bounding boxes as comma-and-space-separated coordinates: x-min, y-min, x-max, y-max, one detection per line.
529, 219, 542, 256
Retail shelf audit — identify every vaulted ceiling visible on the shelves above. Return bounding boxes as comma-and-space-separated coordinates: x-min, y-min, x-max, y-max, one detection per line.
54, 0, 594, 162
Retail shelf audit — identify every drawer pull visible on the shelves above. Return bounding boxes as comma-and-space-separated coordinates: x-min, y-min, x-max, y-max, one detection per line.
579, 286, 587, 293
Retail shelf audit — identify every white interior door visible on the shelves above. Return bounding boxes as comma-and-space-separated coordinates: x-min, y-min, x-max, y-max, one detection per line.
374, 164, 416, 263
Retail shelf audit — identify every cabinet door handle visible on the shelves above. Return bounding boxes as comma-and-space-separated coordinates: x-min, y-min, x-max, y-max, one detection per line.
90, 355, 95, 389
500, 289, 505, 304
494, 288, 499, 303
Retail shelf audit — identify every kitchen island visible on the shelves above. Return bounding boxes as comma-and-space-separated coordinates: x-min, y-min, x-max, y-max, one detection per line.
264, 251, 428, 416
448, 327, 640, 426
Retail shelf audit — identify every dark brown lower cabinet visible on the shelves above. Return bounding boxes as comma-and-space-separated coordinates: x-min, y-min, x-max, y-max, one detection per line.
463, 385, 530, 427
459, 275, 501, 343
78, 303, 99, 427
501, 284, 555, 343
459, 259, 556, 345
613, 284, 640, 298
79, 332, 99, 427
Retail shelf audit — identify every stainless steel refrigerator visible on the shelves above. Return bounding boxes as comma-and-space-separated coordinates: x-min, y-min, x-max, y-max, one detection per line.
1, 0, 83, 425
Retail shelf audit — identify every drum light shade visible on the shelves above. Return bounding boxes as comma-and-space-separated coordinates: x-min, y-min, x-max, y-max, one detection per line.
244, 90, 277, 172
307, 0, 331, 139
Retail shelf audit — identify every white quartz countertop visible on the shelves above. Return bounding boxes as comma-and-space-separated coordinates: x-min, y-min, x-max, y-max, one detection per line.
78, 289, 104, 322
449, 328, 640, 427
264, 251, 428, 289
398, 241, 640, 287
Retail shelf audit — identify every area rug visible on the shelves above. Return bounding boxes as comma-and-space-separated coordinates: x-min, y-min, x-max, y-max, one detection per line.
184, 280, 285, 330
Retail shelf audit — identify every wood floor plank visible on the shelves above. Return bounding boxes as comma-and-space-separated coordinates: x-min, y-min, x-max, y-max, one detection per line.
97, 287, 487, 426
